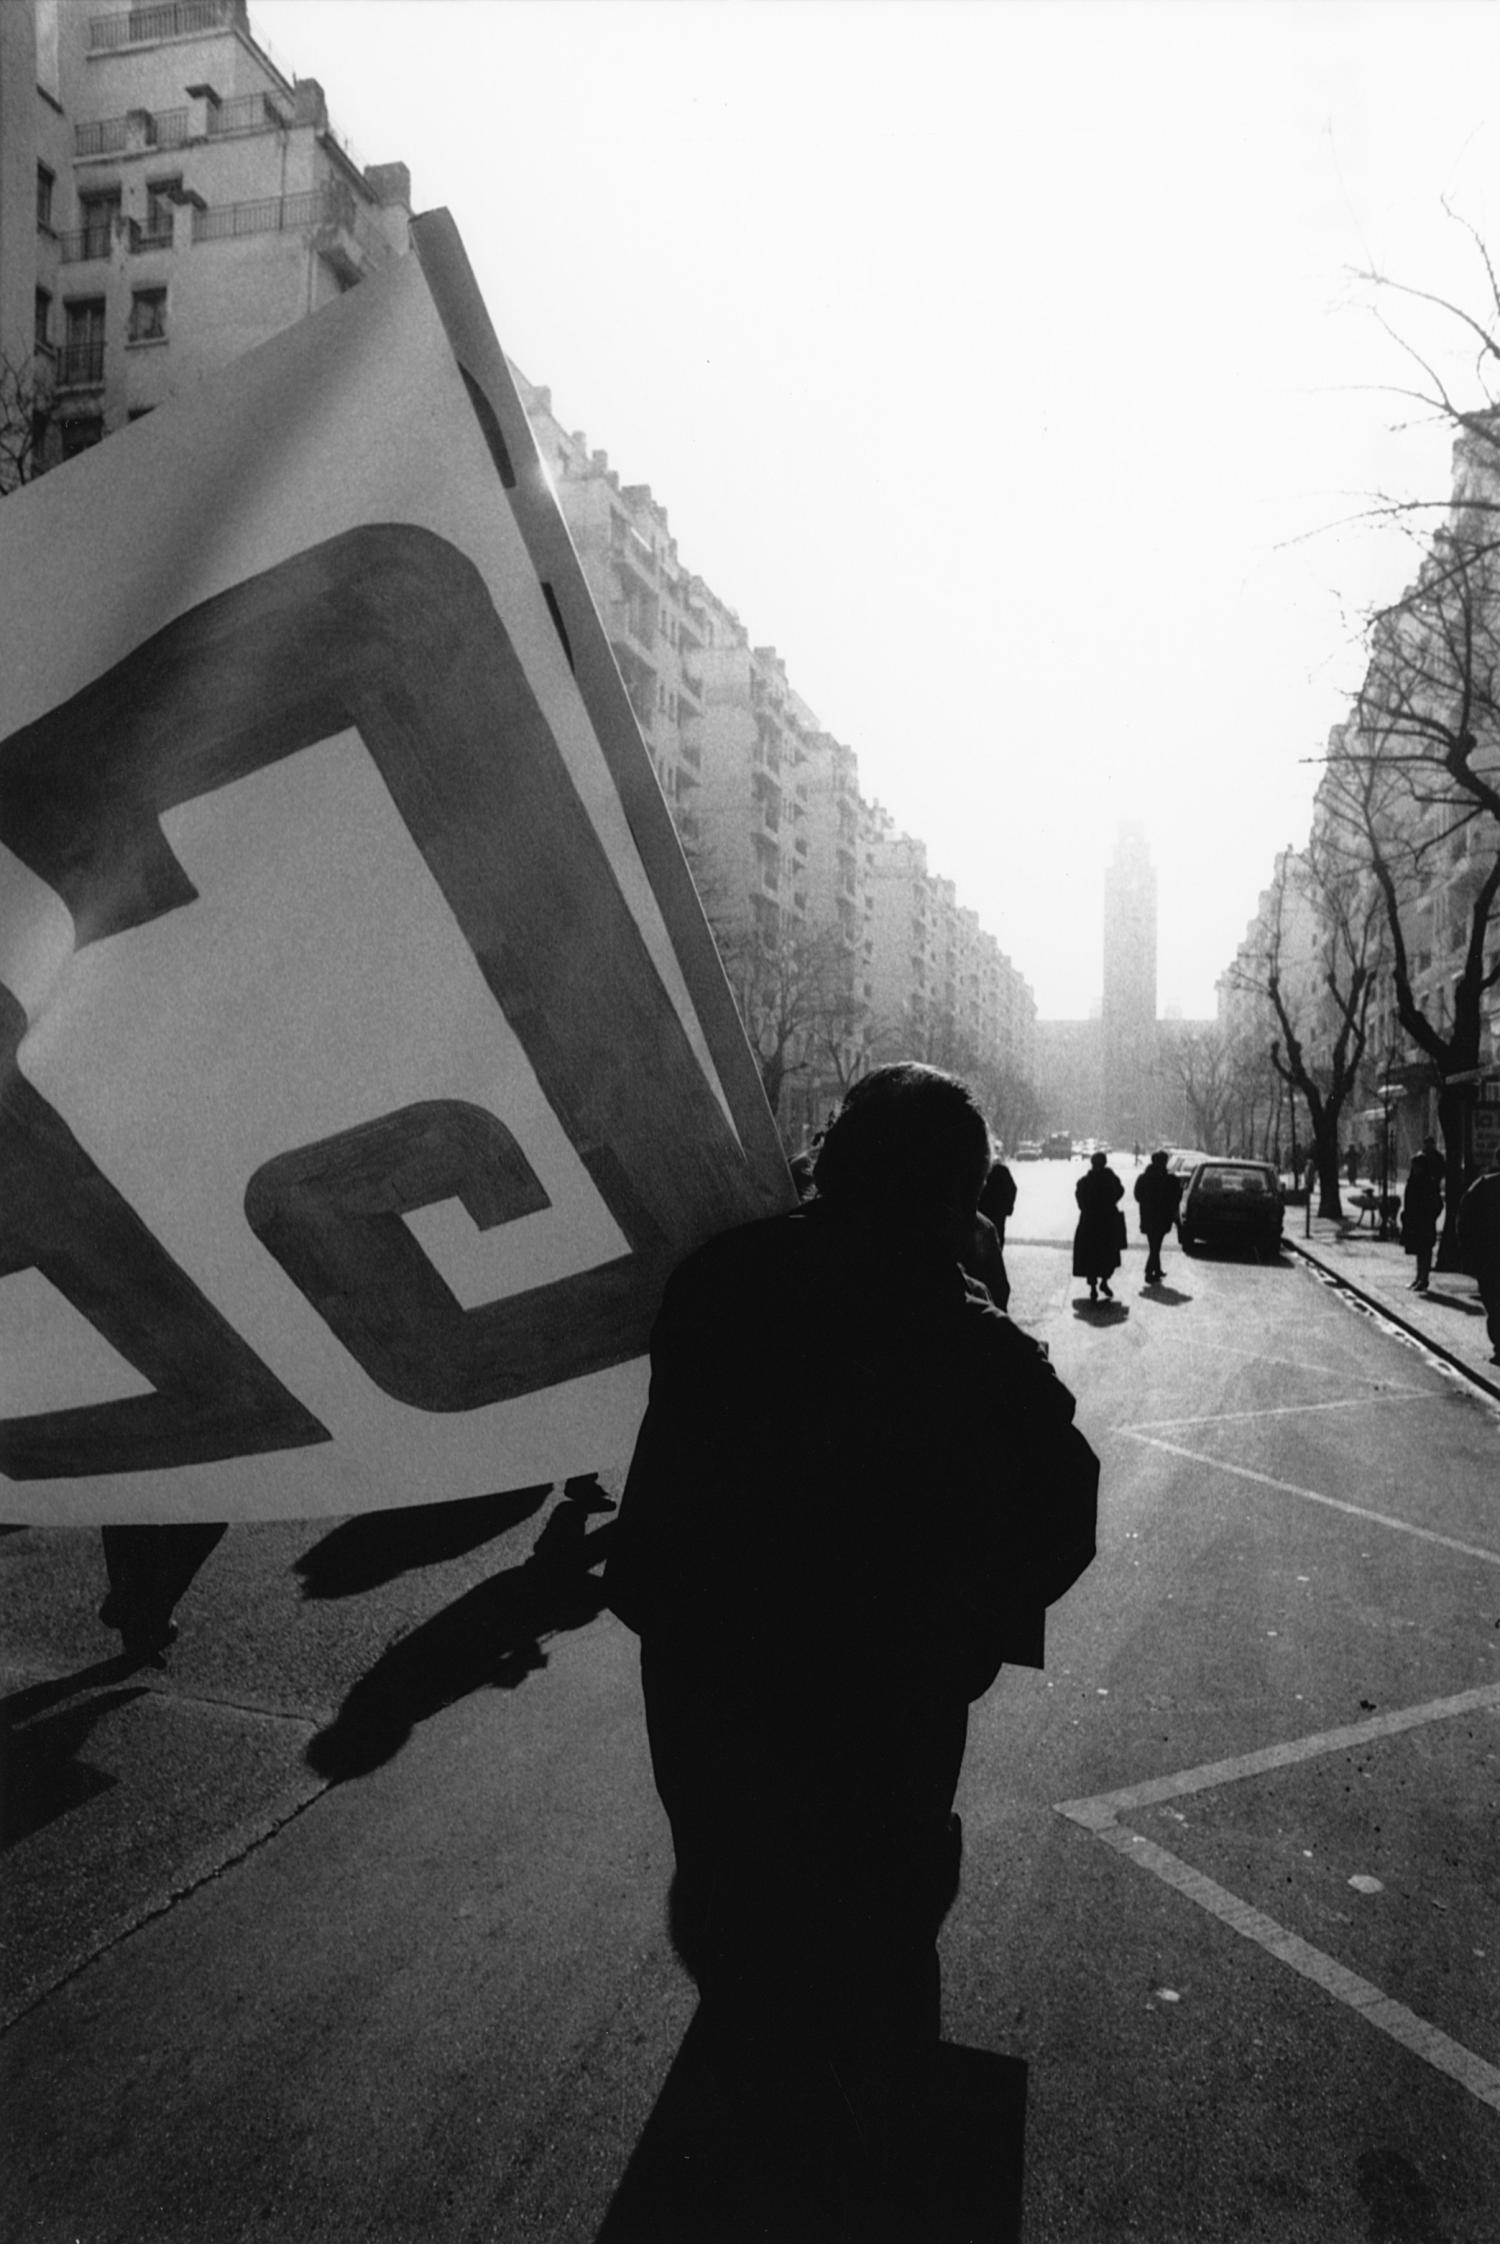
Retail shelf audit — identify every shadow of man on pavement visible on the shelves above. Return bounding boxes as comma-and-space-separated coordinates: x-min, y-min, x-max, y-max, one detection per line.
304, 1507, 616, 1783
1139, 1283, 1191, 1306
295, 1483, 555, 1599
597, 2001, 1027, 2243
0, 1677, 149, 1847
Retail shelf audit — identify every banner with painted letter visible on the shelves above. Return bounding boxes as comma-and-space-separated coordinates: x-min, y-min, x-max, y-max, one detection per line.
0, 212, 793, 1524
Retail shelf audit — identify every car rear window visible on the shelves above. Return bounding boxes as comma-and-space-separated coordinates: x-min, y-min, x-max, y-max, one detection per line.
1197, 1167, 1274, 1196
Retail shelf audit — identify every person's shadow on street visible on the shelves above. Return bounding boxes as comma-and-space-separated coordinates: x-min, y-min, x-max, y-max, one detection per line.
1073, 1299, 1130, 1323
0, 1669, 150, 1847
295, 1483, 556, 1598
596, 2006, 1027, 2243
1139, 1283, 1191, 1306
303, 1508, 617, 1783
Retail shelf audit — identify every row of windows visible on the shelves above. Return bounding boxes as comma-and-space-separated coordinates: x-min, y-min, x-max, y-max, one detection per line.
39, 167, 184, 247
35, 289, 169, 355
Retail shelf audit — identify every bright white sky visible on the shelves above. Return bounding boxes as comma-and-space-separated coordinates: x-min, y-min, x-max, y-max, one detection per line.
257, 0, 1499, 1018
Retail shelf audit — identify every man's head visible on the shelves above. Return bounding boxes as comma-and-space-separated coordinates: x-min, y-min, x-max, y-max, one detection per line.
1151, 1149, 1169, 1167
812, 1062, 991, 1217
1423, 1136, 1438, 1156
1090, 1150, 1106, 1170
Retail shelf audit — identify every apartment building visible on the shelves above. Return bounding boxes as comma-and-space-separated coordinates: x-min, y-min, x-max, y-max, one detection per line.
525, 366, 1043, 1132
4, 0, 409, 470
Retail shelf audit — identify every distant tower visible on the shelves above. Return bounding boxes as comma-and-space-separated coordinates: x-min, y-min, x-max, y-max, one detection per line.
1102, 821, 1158, 1144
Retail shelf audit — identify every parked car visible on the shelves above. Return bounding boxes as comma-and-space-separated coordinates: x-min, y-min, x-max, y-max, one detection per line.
1178, 1158, 1285, 1259
1166, 1148, 1208, 1191
1014, 1140, 1043, 1162
1043, 1132, 1073, 1160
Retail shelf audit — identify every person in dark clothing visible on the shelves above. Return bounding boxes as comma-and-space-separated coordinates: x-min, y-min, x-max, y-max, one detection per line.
1459, 1149, 1500, 1363
605, 1063, 1097, 2223
1401, 1135, 1445, 1291
1133, 1148, 1183, 1286
1073, 1148, 1125, 1301
99, 1523, 226, 1665
973, 1148, 1018, 1309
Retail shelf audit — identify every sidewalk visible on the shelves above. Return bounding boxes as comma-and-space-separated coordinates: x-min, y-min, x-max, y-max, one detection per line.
1283, 1197, 1500, 1401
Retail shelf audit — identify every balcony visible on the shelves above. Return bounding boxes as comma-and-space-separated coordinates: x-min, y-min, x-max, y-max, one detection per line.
59, 223, 117, 264
88, 1, 235, 49
192, 183, 386, 271
57, 339, 105, 389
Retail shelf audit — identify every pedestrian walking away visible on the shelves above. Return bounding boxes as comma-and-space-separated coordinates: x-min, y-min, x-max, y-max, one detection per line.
1400, 1134, 1445, 1292
1073, 1147, 1126, 1302
1133, 1147, 1183, 1286
1458, 1146, 1500, 1363
604, 1062, 1098, 2228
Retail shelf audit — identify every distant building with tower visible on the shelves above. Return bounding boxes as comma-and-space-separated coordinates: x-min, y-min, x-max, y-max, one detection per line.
1035, 824, 1213, 1148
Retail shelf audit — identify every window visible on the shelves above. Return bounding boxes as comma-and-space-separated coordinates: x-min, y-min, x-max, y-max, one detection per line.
34, 289, 52, 354
60, 418, 103, 458
37, 165, 55, 230
143, 178, 180, 244
128, 287, 167, 342
61, 299, 105, 387
78, 189, 120, 260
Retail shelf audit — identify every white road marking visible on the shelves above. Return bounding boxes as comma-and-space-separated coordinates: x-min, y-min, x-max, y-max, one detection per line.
1123, 1389, 1439, 1434
1147, 1335, 1371, 1379
1122, 1432, 1500, 1567
1056, 1682, 1500, 2115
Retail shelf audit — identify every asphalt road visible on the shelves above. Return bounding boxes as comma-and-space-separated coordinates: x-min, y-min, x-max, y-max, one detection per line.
2, 1158, 1497, 2241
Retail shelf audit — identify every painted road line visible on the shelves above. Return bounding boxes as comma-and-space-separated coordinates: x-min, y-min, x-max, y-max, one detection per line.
1122, 1431, 1500, 1567
1155, 1336, 1401, 1380
1124, 1389, 1438, 1434
1056, 1681, 1500, 1824
1056, 1681, 1500, 2117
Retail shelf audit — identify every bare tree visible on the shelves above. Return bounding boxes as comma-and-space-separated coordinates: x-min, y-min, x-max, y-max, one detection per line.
1230, 843, 1383, 1218
713, 915, 862, 1125
0, 351, 55, 496
1156, 1024, 1237, 1153
1322, 519, 1500, 1252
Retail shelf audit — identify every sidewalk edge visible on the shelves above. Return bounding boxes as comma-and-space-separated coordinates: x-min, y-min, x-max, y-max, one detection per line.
1284, 1239, 1500, 1404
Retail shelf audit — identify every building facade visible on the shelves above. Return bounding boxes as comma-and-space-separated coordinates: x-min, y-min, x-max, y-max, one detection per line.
517, 374, 1037, 1144
3, 0, 409, 475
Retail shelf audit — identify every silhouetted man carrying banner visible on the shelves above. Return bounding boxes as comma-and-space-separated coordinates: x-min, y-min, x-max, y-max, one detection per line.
607, 1062, 1098, 2228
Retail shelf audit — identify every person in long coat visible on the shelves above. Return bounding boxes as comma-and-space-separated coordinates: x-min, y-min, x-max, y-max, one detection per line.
1133, 1147, 1183, 1286
1073, 1148, 1125, 1301
1459, 1147, 1500, 1363
1400, 1135, 1445, 1292
605, 1063, 1099, 2225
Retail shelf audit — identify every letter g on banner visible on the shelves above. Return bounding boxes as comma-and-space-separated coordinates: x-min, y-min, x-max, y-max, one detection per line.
0, 526, 763, 1470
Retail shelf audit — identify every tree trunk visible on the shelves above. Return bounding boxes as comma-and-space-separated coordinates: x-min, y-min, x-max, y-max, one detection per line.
1434, 1081, 1469, 1272
1313, 1111, 1345, 1220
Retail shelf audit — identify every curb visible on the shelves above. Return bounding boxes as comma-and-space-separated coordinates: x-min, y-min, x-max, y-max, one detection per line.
1284, 1239, 1500, 1405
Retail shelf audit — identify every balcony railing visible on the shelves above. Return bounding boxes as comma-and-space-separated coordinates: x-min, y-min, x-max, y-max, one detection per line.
88, 1, 235, 50
58, 224, 117, 263
130, 219, 175, 253
209, 91, 291, 135
192, 184, 375, 250
57, 339, 106, 388
76, 107, 191, 156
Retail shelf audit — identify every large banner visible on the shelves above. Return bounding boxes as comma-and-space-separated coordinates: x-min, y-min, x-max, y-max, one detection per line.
0, 213, 793, 1524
